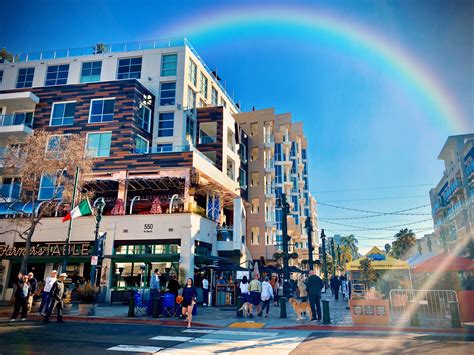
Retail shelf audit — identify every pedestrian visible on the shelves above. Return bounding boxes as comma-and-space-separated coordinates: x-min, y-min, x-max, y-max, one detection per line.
270, 274, 278, 306
181, 278, 197, 328
167, 274, 180, 297
27, 272, 37, 312
331, 275, 341, 301
10, 274, 32, 322
298, 275, 308, 302
239, 275, 250, 303
202, 276, 209, 306
340, 275, 348, 300
43, 273, 67, 324
249, 273, 262, 317
261, 277, 274, 317
307, 270, 323, 321
217, 275, 226, 285
39, 270, 57, 316
148, 268, 160, 315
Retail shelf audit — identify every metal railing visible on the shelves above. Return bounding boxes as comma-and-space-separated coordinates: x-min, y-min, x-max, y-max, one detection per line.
132, 144, 216, 166
198, 134, 217, 144
0, 114, 33, 128
217, 227, 234, 241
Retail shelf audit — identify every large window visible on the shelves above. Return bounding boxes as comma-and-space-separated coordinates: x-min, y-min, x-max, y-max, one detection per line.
239, 168, 247, 189
156, 144, 173, 153
38, 175, 63, 200
158, 112, 174, 137
89, 98, 115, 123
211, 87, 218, 106
1, 177, 21, 200
134, 135, 149, 154
200, 72, 208, 99
45, 64, 69, 86
16, 67, 35, 88
86, 132, 112, 157
50, 102, 75, 126
117, 57, 142, 79
188, 59, 197, 86
81, 61, 102, 83
187, 86, 196, 108
185, 112, 195, 142
12, 112, 34, 127
46, 135, 70, 159
251, 227, 260, 245
160, 82, 176, 106
136, 105, 151, 132
161, 54, 177, 76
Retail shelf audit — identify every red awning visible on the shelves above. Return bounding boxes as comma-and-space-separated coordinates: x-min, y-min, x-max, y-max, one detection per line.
412, 253, 474, 273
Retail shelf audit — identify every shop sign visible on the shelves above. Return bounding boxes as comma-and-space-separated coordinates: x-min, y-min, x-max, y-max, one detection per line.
0, 242, 93, 258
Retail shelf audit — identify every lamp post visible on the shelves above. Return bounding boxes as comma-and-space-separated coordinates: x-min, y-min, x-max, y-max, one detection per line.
90, 198, 106, 286
305, 217, 314, 271
279, 193, 291, 298
62, 166, 79, 272
321, 229, 328, 283
330, 238, 336, 276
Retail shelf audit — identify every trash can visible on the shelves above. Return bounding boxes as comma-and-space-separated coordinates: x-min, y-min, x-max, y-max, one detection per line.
322, 299, 331, 324
279, 297, 287, 318
236, 296, 244, 317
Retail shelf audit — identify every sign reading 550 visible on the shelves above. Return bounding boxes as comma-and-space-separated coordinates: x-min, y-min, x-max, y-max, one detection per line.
144, 224, 154, 233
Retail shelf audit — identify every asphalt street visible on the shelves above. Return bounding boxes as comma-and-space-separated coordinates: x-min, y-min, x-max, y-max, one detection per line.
0, 320, 472, 355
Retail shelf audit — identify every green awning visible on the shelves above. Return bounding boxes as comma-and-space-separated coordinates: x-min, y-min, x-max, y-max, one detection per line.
106, 254, 180, 262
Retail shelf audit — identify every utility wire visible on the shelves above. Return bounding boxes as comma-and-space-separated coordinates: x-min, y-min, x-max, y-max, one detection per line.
320, 219, 433, 231
319, 195, 428, 202
312, 183, 435, 193
317, 202, 431, 215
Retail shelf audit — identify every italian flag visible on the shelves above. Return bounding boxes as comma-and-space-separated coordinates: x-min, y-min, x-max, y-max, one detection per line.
62, 200, 93, 222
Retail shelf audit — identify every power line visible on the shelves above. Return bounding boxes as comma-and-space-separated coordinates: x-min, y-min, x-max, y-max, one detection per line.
320, 219, 433, 231
317, 202, 431, 215
320, 195, 428, 202
322, 227, 434, 234
312, 183, 435, 194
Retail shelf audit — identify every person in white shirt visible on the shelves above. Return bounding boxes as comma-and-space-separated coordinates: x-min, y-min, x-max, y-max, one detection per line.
261, 277, 274, 317
202, 277, 209, 306
38, 270, 57, 316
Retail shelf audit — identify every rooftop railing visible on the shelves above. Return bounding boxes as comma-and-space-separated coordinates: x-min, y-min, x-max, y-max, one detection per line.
0, 114, 33, 128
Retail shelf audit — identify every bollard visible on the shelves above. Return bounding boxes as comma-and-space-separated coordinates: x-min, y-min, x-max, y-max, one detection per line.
449, 301, 461, 328
322, 300, 331, 324
128, 294, 135, 317
236, 296, 244, 318
279, 297, 287, 319
152, 297, 159, 318
409, 301, 420, 327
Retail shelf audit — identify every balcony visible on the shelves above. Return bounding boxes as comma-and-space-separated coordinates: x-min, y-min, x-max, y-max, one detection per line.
265, 212, 276, 227
264, 159, 275, 172
264, 134, 274, 147
447, 199, 465, 220
0, 113, 35, 138
198, 134, 217, 144
466, 160, 474, 180
265, 186, 276, 198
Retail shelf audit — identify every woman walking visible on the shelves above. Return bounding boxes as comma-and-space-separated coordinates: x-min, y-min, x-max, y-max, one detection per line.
261, 277, 274, 317
181, 278, 197, 328
240, 275, 250, 303
10, 274, 32, 322
298, 275, 308, 302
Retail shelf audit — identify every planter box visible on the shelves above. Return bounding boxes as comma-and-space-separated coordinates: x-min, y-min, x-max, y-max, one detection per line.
350, 299, 390, 325
78, 303, 97, 316
458, 290, 474, 323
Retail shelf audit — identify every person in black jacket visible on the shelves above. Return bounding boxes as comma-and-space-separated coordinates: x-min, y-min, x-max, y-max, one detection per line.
181, 278, 197, 328
10, 274, 32, 322
27, 272, 37, 312
43, 273, 67, 324
307, 270, 324, 321
330, 275, 341, 301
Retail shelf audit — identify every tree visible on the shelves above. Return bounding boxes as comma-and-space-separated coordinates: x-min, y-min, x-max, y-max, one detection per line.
1, 131, 94, 273
358, 257, 377, 293
0, 48, 14, 63
384, 243, 391, 254
390, 228, 417, 259
340, 234, 359, 258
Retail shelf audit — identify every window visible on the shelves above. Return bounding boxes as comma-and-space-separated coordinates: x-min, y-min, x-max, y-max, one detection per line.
50, 102, 75, 126
38, 175, 63, 200
251, 172, 259, 187
187, 86, 196, 108
200, 72, 208, 99
136, 105, 151, 132
250, 123, 258, 136
251, 227, 260, 245
0, 70, 3, 83
274, 143, 282, 161
276, 208, 282, 230
89, 98, 115, 123
251, 147, 259, 161
46, 135, 70, 159
157, 144, 173, 153
186, 112, 195, 142
188, 59, 197, 86
134, 135, 149, 154
161, 54, 177, 76
1, 177, 21, 200
16, 67, 35, 88
211, 87, 218, 106
12, 112, 34, 127
227, 157, 235, 180
239, 168, 247, 188
86, 132, 112, 157
160, 82, 176, 106
45, 64, 69, 86
275, 165, 283, 184
81, 61, 102, 83
221, 99, 227, 108
117, 57, 142, 79
158, 112, 174, 137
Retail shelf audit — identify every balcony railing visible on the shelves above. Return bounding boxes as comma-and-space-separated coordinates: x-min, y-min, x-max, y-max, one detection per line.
198, 134, 217, 144
447, 199, 464, 219
264, 134, 274, 144
264, 159, 275, 169
217, 227, 233, 241
265, 186, 276, 195
0, 114, 33, 128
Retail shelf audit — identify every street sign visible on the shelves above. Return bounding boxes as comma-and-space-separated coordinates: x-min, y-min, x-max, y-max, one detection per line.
91, 255, 98, 266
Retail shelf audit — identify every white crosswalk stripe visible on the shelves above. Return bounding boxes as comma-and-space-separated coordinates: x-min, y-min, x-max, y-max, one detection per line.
107, 344, 163, 353
150, 336, 194, 342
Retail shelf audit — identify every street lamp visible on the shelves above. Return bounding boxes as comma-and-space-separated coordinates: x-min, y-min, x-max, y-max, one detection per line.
277, 193, 291, 298
305, 217, 314, 271
321, 229, 328, 284
90, 197, 106, 286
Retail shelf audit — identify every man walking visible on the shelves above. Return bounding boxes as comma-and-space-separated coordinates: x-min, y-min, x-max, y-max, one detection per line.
43, 273, 67, 324
148, 268, 161, 315
248, 274, 262, 318
39, 270, 57, 316
330, 275, 341, 301
202, 276, 209, 306
307, 270, 323, 321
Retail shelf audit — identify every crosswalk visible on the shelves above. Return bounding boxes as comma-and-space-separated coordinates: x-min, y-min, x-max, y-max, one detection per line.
107, 327, 311, 354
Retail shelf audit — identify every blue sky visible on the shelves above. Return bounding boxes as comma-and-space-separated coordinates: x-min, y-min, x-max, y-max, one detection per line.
1, 0, 472, 252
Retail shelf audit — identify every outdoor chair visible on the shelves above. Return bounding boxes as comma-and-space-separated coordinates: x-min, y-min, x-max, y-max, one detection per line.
163, 292, 176, 317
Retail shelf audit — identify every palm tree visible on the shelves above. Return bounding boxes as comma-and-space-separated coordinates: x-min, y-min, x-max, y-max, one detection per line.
391, 228, 416, 259
340, 234, 359, 258
384, 243, 391, 254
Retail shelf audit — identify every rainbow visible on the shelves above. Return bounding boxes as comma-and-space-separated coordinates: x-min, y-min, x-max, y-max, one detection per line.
160, 5, 470, 132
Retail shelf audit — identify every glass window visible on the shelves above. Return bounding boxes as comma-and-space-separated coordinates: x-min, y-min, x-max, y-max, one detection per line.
16, 67, 35, 88
188, 59, 197, 86
187, 86, 196, 108
239, 168, 247, 188
274, 143, 282, 161
200, 72, 208, 99
157, 144, 172, 153
134, 135, 149, 154
251, 227, 259, 245
275, 165, 283, 184
117, 57, 142, 79
1, 177, 21, 200
211, 87, 218, 106
45, 64, 69, 86
81, 61, 102, 83
160, 82, 176, 106
51, 102, 75, 126
39, 175, 63, 200
46, 135, 70, 159
186, 112, 195, 141
12, 112, 34, 127
89, 98, 115, 123
136, 105, 151, 132
161, 54, 177, 76
158, 112, 174, 137
86, 132, 112, 157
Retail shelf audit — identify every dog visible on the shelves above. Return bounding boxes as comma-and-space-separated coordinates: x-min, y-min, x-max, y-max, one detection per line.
238, 302, 253, 318
289, 298, 312, 320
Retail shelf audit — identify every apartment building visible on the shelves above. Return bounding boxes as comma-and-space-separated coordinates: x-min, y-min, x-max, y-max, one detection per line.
429, 134, 474, 256
234, 108, 318, 268
0, 38, 250, 302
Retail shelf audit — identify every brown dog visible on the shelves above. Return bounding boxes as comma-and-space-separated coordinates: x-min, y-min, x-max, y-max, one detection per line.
289, 298, 312, 320
238, 302, 253, 318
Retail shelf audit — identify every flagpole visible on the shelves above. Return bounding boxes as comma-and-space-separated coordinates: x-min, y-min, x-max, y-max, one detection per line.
62, 166, 79, 272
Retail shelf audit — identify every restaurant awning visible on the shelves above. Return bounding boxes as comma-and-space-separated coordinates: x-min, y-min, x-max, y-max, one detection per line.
412, 253, 474, 273
346, 246, 409, 271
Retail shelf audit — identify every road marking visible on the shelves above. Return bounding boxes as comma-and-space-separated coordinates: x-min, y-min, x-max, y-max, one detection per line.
107, 345, 163, 353
181, 329, 217, 334
215, 330, 279, 337
150, 336, 194, 342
